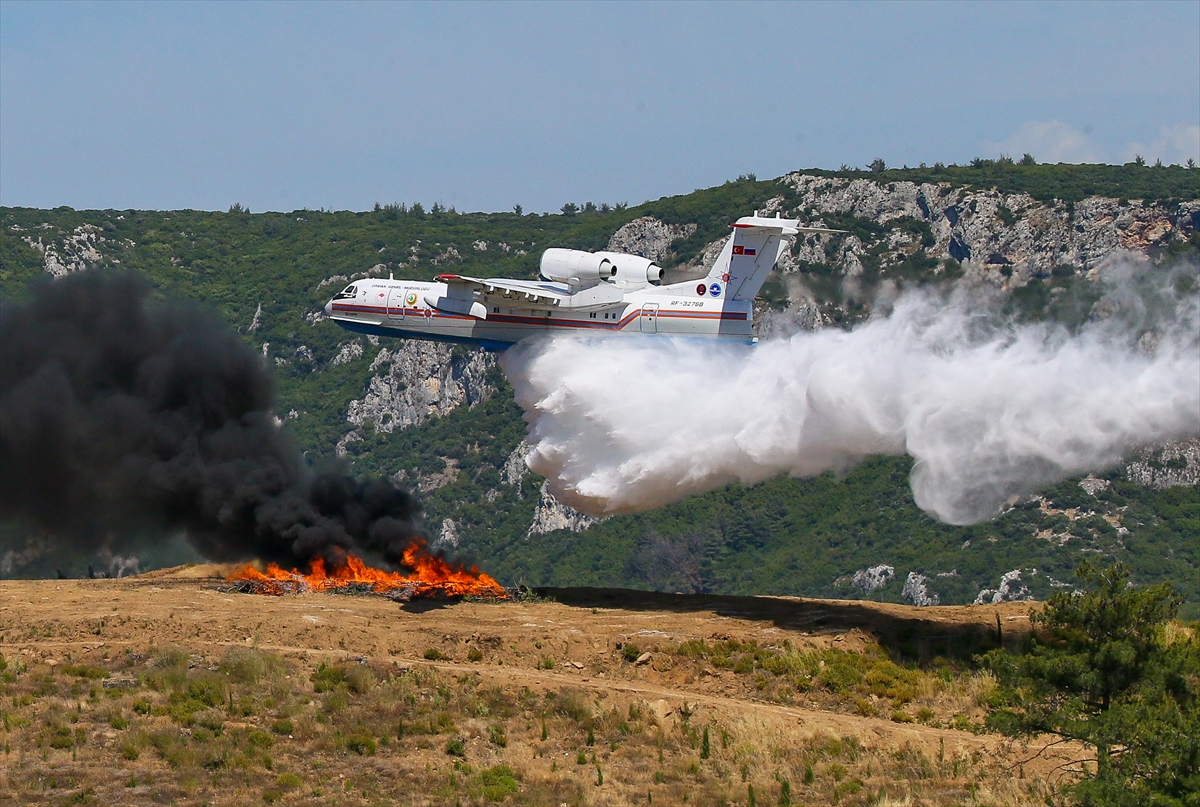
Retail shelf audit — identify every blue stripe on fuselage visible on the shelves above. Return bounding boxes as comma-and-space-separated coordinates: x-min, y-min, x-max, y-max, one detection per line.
333, 319, 514, 352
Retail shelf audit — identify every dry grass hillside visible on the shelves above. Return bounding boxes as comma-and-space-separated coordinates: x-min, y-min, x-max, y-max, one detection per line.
0, 570, 1083, 806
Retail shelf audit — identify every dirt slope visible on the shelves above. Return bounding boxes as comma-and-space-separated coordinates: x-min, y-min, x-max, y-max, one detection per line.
0, 572, 1079, 806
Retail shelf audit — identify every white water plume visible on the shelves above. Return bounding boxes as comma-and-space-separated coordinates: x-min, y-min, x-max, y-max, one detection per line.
501, 272, 1200, 525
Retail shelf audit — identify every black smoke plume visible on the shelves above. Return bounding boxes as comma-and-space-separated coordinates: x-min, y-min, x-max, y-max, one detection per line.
0, 271, 422, 571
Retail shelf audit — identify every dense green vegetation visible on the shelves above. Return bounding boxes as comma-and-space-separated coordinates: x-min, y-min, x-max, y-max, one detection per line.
2, 163, 1198, 613
984, 563, 1199, 805
810, 159, 1200, 205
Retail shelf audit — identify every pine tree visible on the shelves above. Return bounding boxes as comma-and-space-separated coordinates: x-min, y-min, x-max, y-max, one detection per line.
983, 562, 1198, 804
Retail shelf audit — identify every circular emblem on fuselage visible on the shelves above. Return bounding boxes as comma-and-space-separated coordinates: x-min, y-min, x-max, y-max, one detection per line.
696, 283, 707, 296
405, 292, 418, 305
709, 283, 722, 298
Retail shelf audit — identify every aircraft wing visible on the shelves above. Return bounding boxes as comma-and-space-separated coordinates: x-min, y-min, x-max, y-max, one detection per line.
436, 274, 624, 311
437, 274, 564, 307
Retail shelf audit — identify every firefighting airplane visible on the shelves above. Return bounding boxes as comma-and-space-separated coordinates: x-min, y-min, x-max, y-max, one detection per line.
323, 212, 841, 349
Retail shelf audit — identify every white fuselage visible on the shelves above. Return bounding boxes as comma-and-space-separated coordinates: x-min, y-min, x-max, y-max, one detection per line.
325, 278, 753, 349
323, 214, 838, 349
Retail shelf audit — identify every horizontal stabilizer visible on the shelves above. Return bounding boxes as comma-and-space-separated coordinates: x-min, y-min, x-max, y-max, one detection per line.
731, 212, 846, 236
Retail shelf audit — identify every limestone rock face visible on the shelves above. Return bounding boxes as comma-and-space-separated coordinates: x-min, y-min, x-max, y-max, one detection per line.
974, 569, 1036, 605
345, 342, 494, 433
753, 300, 826, 339
22, 224, 109, 277
501, 442, 531, 497
330, 340, 364, 367
434, 519, 460, 550
606, 216, 697, 262
527, 483, 603, 536
1126, 439, 1200, 488
779, 173, 1196, 286
902, 571, 940, 606
851, 565, 895, 592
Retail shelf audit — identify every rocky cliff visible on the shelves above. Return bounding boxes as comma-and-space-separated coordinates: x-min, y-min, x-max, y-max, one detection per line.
779, 174, 1196, 284
344, 341, 494, 434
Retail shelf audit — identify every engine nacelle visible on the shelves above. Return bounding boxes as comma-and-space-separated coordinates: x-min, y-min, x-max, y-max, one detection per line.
595, 251, 664, 287
540, 248, 616, 286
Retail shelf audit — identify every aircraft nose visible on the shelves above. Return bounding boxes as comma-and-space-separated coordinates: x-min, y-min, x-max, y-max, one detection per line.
323, 300, 333, 317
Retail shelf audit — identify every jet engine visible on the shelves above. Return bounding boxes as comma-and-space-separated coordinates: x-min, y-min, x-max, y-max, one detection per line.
595, 251, 664, 288
540, 248, 616, 286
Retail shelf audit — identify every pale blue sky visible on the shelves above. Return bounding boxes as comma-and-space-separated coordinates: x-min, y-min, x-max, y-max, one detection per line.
2, 1, 1197, 213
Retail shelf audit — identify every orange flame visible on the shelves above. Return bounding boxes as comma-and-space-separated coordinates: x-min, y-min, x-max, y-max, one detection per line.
227, 541, 507, 600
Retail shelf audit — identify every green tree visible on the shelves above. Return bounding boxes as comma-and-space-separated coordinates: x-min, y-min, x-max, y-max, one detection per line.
983, 562, 1199, 805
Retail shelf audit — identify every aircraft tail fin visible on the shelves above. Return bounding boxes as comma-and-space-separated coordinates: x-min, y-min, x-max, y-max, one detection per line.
706, 213, 843, 302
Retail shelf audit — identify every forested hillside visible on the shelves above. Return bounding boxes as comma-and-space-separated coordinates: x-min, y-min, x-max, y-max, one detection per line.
3, 161, 1198, 615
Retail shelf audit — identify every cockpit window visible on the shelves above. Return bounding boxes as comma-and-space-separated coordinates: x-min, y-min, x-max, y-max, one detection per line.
334, 284, 357, 299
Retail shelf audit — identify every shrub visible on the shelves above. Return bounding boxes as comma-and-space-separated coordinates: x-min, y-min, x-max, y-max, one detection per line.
477, 764, 520, 801
185, 674, 227, 707
553, 690, 590, 722
344, 665, 375, 695
445, 738, 466, 757
220, 648, 283, 685
276, 773, 302, 789
195, 709, 226, 735
853, 699, 877, 717
311, 662, 347, 693
322, 690, 349, 713
47, 725, 74, 749
62, 664, 107, 679
488, 724, 507, 748
271, 719, 294, 736
467, 647, 484, 662
423, 648, 447, 661
621, 643, 641, 662
151, 647, 189, 670
345, 733, 376, 756
248, 730, 274, 748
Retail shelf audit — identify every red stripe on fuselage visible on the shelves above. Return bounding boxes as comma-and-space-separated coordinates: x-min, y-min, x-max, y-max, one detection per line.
331, 302, 746, 328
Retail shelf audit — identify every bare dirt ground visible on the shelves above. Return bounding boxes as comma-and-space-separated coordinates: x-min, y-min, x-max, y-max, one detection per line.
0, 569, 1081, 806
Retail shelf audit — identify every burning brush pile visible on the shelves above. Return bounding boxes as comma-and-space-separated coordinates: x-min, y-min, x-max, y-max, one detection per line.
225, 542, 507, 601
